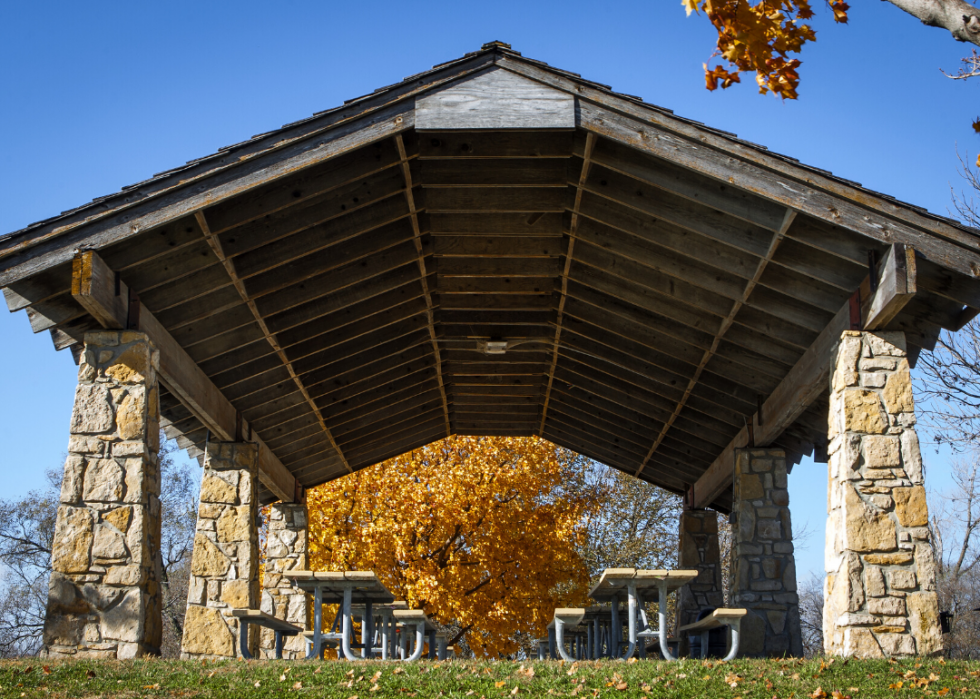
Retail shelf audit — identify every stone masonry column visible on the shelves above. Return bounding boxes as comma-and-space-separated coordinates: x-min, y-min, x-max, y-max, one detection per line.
180, 441, 259, 659
675, 508, 724, 655
731, 448, 803, 657
260, 502, 309, 659
43, 330, 163, 659
824, 331, 941, 657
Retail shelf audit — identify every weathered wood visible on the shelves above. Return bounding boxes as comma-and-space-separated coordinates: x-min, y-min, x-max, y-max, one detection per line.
0, 102, 418, 288
433, 257, 560, 277
864, 244, 917, 329
691, 246, 918, 508
431, 236, 564, 257
70, 250, 297, 502
421, 159, 570, 187
427, 212, 564, 236
416, 69, 575, 131
423, 187, 567, 213
418, 130, 573, 159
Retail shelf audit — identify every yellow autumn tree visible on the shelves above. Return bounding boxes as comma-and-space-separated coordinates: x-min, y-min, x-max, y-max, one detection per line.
306, 435, 597, 658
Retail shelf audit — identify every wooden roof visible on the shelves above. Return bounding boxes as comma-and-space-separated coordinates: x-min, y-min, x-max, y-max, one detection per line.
4, 42, 980, 509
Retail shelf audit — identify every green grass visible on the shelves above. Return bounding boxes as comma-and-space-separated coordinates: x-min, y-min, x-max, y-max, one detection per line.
1, 656, 978, 698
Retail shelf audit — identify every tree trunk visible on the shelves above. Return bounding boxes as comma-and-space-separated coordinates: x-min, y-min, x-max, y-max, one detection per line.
887, 0, 980, 46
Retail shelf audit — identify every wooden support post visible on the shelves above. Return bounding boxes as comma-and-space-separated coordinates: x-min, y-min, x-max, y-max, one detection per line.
691, 243, 917, 509
71, 250, 297, 502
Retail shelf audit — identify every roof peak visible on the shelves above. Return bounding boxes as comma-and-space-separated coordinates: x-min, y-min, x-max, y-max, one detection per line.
481, 40, 515, 52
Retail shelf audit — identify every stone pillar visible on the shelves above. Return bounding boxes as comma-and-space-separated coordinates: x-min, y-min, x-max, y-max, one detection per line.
731, 448, 803, 657
675, 508, 724, 654
260, 502, 309, 659
824, 331, 941, 657
180, 441, 259, 659
42, 330, 163, 659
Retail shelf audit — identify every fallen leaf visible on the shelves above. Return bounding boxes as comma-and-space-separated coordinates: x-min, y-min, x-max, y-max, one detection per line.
208, 671, 216, 679
511, 687, 520, 695
494, 681, 506, 688
86, 671, 96, 679
254, 681, 261, 688
616, 682, 629, 690
143, 684, 161, 690
293, 681, 303, 689
371, 683, 380, 692
280, 673, 287, 682
394, 668, 405, 675
811, 688, 827, 699
466, 693, 475, 697
938, 689, 951, 697
42, 667, 50, 676
889, 682, 903, 690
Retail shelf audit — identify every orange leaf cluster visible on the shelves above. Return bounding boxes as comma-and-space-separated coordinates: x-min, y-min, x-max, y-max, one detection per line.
306, 436, 596, 657
685, 0, 848, 99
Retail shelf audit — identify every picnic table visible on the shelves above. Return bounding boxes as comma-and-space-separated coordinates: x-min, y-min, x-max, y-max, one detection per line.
284, 570, 400, 661
552, 568, 698, 661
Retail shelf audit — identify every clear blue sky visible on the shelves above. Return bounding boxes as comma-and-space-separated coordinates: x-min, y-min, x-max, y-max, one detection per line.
0, 0, 976, 582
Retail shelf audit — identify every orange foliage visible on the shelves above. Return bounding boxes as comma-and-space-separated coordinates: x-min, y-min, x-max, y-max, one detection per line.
685, 0, 849, 99
306, 436, 596, 657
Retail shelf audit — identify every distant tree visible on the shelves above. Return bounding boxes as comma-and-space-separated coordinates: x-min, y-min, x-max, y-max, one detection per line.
0, 434, 198, 657
306, 436, 598, 658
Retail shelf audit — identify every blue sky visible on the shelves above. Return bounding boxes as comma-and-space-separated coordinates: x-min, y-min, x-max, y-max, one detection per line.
1, 0, 977, 583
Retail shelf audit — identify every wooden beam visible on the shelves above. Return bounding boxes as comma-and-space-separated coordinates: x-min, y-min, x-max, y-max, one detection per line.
691, 243, 918, 508
636, 209, 796, 477
541, 133, 596, 436
396, 135, 450, 438
71, 250, 297, 502
196, 211, 353, 474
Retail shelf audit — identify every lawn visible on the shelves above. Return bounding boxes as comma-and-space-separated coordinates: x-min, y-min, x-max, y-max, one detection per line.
1, 656, 978, 698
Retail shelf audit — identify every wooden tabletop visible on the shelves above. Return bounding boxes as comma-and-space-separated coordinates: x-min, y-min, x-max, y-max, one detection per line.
283, 570, 396, 603
588, 569, 699, 601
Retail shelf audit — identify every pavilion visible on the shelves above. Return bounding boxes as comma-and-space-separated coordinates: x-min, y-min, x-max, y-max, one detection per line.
1, 42, 974, 659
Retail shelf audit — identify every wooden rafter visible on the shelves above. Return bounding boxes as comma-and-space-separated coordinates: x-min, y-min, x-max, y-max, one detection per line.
634, 209, 798, 477
540, 132, 597, 436
194, 210, 353, 474
395, 134, 451, 438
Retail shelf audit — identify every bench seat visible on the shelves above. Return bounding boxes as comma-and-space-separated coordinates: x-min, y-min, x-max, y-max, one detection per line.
227, 609, 301, 659
677, 608, 747, 660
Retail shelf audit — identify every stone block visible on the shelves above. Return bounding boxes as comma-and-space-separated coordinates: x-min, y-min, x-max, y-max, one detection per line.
843, 486, 897, 552
740, 474, 764, 500
190, 533, 230, 578
837, 613, 880, 626
868, 597, 906, 616
92, 525, 128, 560
876, 632, 915, 656
180, 606, 234, 657
200, 476, 238, 505
61, 454, 86, 503
889, 570, 917, 590
105, 345, 148, 385
101, 589, 143, 643
217, 506, 252, 544
220, 580, 251, 609
865, 566, 886, 597
907, 591, 942, 655
103, 506, 132, 533
756, 518, 781, 540
842, 627, 884, 658
864, 552, 913, 565
863, 435, 901, 468
894, 486, 929, 528
82, 458, 125, 502
70, 384, 115, 434
52, 507, 94, 574
842, 389, 887, 434
882, 362, 914, 414
104, 565, 141, 586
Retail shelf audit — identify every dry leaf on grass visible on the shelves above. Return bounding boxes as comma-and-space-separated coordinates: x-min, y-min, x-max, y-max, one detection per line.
293, 681, 303, 690
494, 681, 507, 688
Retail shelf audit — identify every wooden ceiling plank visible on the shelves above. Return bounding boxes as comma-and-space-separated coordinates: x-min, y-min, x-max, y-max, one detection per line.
428, 212, 564, 236
339, 406, 448, 446
433, 257, 560, 277
345, 423, 449, 468
326, 392, 442, 430
423, 186, 567, 213
196, 211, 352, 472
321, 379, 442, 426
299, 335, 433, 392
206, 139, 405, 235
431, 235, 565, 256
577, 185, 766, 271
437, 293, 557, 311
435, 276, 557, 294
263, 264, 424, 335
634, 209, 797, 476
584, 135, 787, 234
310, 357, 437, 406
154, 286, 248, 333
418, 131, 574, 159
421, 159, 571, 187
71, 250, 297, 502
241, 216, 415, 298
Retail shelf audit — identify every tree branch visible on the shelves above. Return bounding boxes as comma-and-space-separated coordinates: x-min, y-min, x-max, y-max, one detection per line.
887, 0, 980, 46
